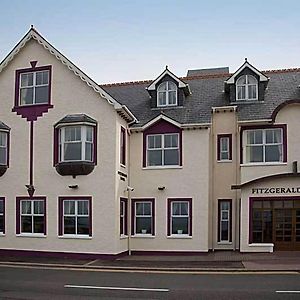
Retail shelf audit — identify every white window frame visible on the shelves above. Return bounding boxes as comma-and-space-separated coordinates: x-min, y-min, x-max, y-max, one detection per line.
243, 128, 283, 164
0, 199, 4, 234
236, 74, 258, 101
146, 133, 179, 167
19, 70, 50, 105
120, 200, 126, 236
134, 201, 153, 235
170, 201, 190, 236
219, 136, 230, 161
0, 131, 7, 166
219, 200, 231, 242
20, 199, 45, 234
157, 81, 178, 107
59, 125, 94, 162
63, 199, 90, 236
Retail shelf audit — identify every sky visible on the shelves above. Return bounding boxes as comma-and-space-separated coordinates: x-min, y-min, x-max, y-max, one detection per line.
0, 0, 300, 83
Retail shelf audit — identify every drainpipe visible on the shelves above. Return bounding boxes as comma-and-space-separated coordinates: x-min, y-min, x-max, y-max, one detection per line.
127, 127, 132, 256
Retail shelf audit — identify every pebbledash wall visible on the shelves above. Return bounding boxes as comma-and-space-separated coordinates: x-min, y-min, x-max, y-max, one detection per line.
0, 28, 300, 257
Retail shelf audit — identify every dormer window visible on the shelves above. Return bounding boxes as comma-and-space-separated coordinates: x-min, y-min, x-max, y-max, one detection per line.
236, 75, 258, 101
157, 81, 177, 107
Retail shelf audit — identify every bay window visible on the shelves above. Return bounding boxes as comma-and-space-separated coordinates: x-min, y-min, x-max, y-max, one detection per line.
0, 131, 8, 166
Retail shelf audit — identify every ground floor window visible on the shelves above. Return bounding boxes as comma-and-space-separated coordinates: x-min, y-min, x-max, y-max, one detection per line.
58, 197, 92, 236
131, 199, 155, 235
16, 197, 46, 235
120, 198, 128, 236
0, 198, 4, 234
167, 198, 192, 236
218, 199, 232, 242
250, 198, 300, 248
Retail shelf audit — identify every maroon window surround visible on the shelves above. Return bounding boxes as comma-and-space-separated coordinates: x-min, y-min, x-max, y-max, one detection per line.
58, 196, 92, 237
131, 198, 155, 236
13, 65, 53, 121
0, 197, 5, 234
240, 124, 287, 164
167, 198, 192, 236
16, 197, 47, 235
120, 127, 126, 166
143, 119, 182, 167
217, 134, 232, 161
120, 198, 128, 236
0, 129, 10, 177
217, 199, 232, 242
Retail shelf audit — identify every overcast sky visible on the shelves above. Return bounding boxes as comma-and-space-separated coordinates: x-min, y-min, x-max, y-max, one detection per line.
0, 0, 299, 83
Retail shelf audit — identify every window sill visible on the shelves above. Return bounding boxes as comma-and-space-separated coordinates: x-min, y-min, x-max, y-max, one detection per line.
16, 233, 46, 238
120, 235, 128, 239
143, 166, 182, 170
230, 100, 262, 104
249, 243, 274, 247
152, 106, 183, 110
167, 235, 192, 239
217, 160, 232, 163
58, 235, 92, 240
0, 233, 5, 237
241, 162, 287, 167
217, 241, 232, 245
131, 234, 155, 238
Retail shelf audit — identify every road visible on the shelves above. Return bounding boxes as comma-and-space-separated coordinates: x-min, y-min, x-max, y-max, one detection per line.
0, 265, 299, 299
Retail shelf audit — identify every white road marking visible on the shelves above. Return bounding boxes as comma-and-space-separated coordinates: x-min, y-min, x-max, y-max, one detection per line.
276, 291, 300, 293
64, 284, 169, 292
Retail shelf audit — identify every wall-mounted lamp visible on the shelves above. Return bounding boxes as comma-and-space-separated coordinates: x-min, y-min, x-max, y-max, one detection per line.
68, 184, 78, 189
158, 186, 165, 191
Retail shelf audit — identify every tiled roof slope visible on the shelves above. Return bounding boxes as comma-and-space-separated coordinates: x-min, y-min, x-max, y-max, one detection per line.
101, 69, 300, 127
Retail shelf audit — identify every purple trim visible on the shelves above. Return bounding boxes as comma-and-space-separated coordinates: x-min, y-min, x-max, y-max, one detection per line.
248, 196, 300, 244
131, 198, 155, 236
131, 250, 207, 256
58, 196, 92, 237
0, 249, 129, 260
240, 124, 287, 164
16, 196, 47, 235
53, 127, 59, 166
120, 198, 128, 235
93, 123, 98, 165
271, 99, 300, 122
167, 198, 192, 236
29, 121, 34, 186
218, 199, 232, 242
13, 65, 53, 121
0, 197, 5, 234
120, 127, 126, 166
143, 119, 182, 167
30, 61, 37, 68
217, 134, 232, 161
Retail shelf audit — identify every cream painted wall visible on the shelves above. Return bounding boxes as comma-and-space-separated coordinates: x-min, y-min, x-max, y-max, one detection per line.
0, 39, 124, 254
240, 104, 300, 183
128, 129, 210, 252
211, 110, 240, 250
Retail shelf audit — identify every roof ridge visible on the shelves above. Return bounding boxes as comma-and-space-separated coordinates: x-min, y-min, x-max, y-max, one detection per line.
100, 67, 300, 87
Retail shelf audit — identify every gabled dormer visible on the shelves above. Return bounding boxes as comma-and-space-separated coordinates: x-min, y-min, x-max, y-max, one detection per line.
146, 67, 191, 109
225, 59, 269, 103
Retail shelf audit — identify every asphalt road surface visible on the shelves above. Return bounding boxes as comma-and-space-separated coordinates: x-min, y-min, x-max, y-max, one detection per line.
0, 265, 299, 299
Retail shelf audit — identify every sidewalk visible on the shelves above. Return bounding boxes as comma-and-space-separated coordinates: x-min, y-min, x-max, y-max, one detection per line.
0, 251, 300, 272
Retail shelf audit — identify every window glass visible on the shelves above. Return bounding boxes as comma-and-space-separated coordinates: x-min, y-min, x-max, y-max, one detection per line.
20, 73, 34, 87
157, 81, 177, 106
21, 201, 31, 214
78, 200, 89, 215
34, 201, 44, 215
64, 200, 75, 215
236, 75, 258, 100
0, 132, 7, 165
0, 200, 3, 213
219, 200, 231, 242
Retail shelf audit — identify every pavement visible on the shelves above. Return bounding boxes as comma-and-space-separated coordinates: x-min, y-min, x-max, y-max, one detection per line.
0, 251, 300, 272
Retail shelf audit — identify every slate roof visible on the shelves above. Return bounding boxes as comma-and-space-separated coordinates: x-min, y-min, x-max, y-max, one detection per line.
0, 121, 10, 130
101, 69, 300, 127
55, 114, 97, 126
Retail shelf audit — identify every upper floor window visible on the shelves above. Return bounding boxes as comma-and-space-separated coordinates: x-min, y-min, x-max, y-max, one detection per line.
217, 134, 232, 161
157, 81, 177, 107
0, 131, 8, 166
59, 125, 94, 162
236, 75, 258, 101
18, 69, 50, 106
243, 127, 284, 163
120, 127, 126, 166
147, 133, 179, 166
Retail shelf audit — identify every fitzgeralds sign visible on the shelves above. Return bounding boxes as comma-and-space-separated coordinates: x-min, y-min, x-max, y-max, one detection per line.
252, 187, 300, 194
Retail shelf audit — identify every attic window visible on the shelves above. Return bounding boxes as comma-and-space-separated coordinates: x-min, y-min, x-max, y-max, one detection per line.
157, 81, 177, 107
236, 75, 258, 101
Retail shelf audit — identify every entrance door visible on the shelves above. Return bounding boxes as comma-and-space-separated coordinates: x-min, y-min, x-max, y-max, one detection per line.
274, 209, 300, 250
